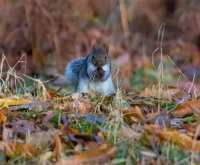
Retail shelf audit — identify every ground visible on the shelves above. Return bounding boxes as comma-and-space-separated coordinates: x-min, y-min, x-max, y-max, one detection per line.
0, 0, 200, 165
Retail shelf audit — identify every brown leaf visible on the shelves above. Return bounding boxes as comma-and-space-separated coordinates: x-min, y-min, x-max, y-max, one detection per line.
63, 127, 98, 143
140, 86, 180, 99
183, 124, 198, 137
53, 135, 63, 161
145, 125, 200, 152
0, 111, 7, 124
0, 142, 37, 157
55, 96, 93, 114
123, 106, 145, 122
174, 100, 200, 117
56, 144, 116, 165
72, 98, 93, 115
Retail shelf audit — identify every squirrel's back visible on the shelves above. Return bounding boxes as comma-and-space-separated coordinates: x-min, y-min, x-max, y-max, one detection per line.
65, 57, 87, 86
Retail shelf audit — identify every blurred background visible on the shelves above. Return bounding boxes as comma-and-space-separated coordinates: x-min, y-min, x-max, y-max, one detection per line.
0, 0, 200, 91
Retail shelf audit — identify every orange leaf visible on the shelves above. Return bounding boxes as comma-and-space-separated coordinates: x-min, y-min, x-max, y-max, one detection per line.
0, 111, 7, 124
174, 100, 200, 117
145, 125, 200, 152
53, 135, 62, 161
124, 106, 144, 121
56, 144, 116, 165
63, 127, 96, 141
46, 90, 59, 99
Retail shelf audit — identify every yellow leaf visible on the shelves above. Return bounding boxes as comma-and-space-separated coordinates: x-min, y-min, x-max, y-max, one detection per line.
0, 98, 32, 107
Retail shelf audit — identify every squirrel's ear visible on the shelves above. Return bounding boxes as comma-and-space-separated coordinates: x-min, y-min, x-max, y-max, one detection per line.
92, 45, 98, 52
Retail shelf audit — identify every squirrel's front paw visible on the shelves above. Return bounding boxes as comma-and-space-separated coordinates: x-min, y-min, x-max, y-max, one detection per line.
107, 92, 116, 97
71, 92, 84, 99
72, 92, 90, 98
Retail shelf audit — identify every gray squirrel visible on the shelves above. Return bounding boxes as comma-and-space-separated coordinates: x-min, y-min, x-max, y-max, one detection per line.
65, 45, 116, 96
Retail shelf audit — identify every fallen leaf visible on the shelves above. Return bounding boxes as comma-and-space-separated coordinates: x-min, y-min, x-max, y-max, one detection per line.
183, 124, 198, 137
145, 125, 200, 152
123, 106, 144, 122
38, 151, 53, 165
63, 127, 100, 143
140, 86, 180, 99
72, 98, 93, 115
174, 100, 200, 117
0, 142, 37, 157
53, 135, 63, 161
0, 98, 32, 108
54, 96, 93, 115
56, 144, 116, 165
0, 111, 7, 124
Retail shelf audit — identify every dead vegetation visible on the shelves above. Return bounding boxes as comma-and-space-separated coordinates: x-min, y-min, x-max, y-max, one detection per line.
0, 0, 200, 164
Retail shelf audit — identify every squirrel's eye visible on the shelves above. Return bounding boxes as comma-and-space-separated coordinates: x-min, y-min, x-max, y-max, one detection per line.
91, 56, 95, 62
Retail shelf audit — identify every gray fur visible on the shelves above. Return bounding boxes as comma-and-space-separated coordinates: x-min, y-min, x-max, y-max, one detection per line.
65, 51, 116, 96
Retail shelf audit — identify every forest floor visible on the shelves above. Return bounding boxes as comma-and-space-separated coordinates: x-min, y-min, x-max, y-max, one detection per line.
0, 0, 200, 164
0, 52, 200, 165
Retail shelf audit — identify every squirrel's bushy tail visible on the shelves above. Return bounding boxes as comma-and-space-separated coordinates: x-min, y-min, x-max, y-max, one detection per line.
64, 58, 84, 86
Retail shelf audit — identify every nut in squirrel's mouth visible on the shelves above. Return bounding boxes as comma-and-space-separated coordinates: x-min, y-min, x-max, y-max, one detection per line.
89, 69, 107, 82
95, 70, 105, 81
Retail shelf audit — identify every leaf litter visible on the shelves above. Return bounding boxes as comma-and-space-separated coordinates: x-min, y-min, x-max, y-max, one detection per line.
0, 55, 199, 165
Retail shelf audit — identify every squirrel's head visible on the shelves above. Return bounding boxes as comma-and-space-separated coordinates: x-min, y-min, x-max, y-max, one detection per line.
87, 44, 111, 81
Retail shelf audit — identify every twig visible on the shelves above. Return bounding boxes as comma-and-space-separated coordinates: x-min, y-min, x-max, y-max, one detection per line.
119, 0, 129, 37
